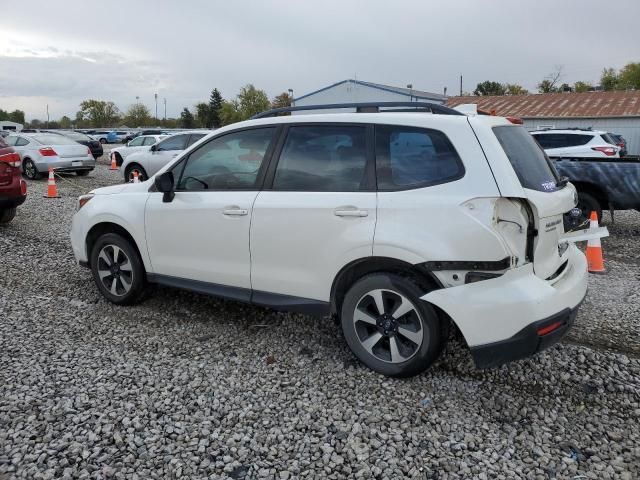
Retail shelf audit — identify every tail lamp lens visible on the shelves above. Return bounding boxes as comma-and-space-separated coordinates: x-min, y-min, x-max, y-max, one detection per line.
591, 146, 616, 156
39, 147, 58, 157
0, 152, 22, 168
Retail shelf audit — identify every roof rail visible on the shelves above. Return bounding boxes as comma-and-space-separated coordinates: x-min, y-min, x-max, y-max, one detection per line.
251, 102, 464, 119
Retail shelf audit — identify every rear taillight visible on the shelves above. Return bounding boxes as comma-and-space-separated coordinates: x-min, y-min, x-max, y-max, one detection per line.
0, 152, 22, 168
87, 147, 92, 155
506, 116, 524, 125
537, 321, 563, 336
39, 147, 58, 157
591, 146, 617, 156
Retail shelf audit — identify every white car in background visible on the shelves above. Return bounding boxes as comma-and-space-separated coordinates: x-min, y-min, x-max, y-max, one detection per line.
110, 135, 166, 167
530, 129, 621, 158
5, 133, 95, 179
120, 131, 208, 182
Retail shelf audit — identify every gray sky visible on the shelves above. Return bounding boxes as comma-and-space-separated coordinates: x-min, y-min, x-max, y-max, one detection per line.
1, 0, 638, 121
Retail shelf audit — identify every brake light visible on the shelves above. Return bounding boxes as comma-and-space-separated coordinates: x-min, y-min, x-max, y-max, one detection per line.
537, 321, 563, 336
506, 116, 523, 125
0, 152, 22, 168
87, 147, 92, 155
39, 147, 58, 157
591, 146, 616, 156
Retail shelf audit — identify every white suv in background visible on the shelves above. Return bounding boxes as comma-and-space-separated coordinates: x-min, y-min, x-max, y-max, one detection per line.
530, 129, 621, 158
120, 131, 209, 182
70, 103, 603, 377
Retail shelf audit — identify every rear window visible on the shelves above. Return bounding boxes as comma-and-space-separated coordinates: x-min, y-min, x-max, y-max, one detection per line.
494, 126, 559, 192
532, 133, 593, 149
32, 134, 79, 145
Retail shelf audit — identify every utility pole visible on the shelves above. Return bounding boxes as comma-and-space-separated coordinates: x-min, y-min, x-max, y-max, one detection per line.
163, 98, 167, 120
46, 104, 49, 128
288, 89, 294, 107
460, 75, 463, 96
154, 93, 158, 122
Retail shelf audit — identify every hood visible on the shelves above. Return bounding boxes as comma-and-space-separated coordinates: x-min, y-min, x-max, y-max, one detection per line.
91, 181, 150, 195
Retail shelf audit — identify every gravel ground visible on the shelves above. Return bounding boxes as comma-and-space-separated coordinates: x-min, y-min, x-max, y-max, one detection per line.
0, 157, 638, 480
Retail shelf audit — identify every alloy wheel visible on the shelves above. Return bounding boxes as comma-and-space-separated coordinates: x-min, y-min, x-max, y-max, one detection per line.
96, 244, 133, 297
353, 289, 425, 363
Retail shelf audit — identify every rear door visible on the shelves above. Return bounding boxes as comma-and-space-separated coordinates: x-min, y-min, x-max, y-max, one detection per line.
492, 125, 574, 279
250, 123, 376, 303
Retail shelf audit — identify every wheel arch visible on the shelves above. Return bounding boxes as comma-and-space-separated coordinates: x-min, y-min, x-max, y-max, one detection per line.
330, 256, 443, 317
86, 222, 146, 271
570, 181, 609, 209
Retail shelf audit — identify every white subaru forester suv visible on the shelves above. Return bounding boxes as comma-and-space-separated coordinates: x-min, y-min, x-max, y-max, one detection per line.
70, 102, 597, 377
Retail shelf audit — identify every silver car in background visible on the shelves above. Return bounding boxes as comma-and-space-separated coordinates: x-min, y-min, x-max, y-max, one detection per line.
5, 133, 95, 179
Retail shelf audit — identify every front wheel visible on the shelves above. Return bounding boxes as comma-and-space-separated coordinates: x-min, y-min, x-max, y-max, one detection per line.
90, 233, 147, 305
0, 207, 16, 224
341, 273, 445, 377
124, 164, 147, 183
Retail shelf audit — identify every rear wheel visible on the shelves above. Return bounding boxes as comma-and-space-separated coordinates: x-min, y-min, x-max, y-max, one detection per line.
90, 233, 147, 305
23, 159, 40, 180
576, 191, 602, 222
0, 207, 16, 224
340, 273, 444, 377
124, 164, 147, 183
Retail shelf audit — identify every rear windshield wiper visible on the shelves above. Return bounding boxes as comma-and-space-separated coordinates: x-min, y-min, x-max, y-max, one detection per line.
556, 176, 569, 188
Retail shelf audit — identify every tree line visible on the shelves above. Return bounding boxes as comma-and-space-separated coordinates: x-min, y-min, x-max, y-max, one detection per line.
472, 62, 640, 96
14, 85, 292, 129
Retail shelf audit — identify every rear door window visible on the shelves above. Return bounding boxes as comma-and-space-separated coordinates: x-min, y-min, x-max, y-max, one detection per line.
273, 125, 368, 191
494, 126, 559, 192
156, 134, 188, 151
375, 126, 464, 190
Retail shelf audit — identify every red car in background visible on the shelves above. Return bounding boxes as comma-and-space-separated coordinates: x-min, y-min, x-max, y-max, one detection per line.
0, 137, 27, 224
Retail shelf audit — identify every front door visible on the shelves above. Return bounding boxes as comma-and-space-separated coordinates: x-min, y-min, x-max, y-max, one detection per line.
145, 127, 278, 296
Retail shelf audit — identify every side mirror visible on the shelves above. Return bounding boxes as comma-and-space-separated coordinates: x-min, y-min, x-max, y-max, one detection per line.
150, 144, 157, 152
154, 171, 175, 203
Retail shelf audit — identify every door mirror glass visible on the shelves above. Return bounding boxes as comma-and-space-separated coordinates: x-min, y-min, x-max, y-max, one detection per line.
150, 144, 157, 152
154, 171, 175, 202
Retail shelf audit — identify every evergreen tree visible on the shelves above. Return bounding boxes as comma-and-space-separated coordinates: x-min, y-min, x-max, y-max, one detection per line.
180, 107, 194, 128
208, 88, 224, 128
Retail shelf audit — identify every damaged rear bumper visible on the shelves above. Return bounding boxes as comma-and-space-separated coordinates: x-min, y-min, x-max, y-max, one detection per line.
422, 244, 588, 368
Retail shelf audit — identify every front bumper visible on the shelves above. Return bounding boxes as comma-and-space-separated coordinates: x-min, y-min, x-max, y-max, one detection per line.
422, 244, 588, 368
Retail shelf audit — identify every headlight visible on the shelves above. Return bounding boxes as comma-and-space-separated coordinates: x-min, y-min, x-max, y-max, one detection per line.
77, 194, 94, 211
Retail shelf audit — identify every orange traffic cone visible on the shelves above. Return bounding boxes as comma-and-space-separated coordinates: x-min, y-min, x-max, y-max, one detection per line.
43, 168, 60, 199
109, 152, 118, 170
586, 211, 605, 273
133, 170, 140, 183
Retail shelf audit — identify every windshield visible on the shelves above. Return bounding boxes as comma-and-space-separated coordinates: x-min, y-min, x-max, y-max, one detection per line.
493, 126, 559, 192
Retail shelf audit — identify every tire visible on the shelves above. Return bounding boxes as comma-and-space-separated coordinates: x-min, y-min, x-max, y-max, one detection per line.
124, 164, 147, 183
99, 138, 106, 144
340, 273, 445, 377
22, 158, 40, 180
576, 191, 602, 222
0, 207, 16, 224
90, 233, 147, 305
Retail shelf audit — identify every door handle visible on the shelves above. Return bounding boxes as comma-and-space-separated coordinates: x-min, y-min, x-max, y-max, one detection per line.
334, 208, 368, 217
223, 207, 248, 216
